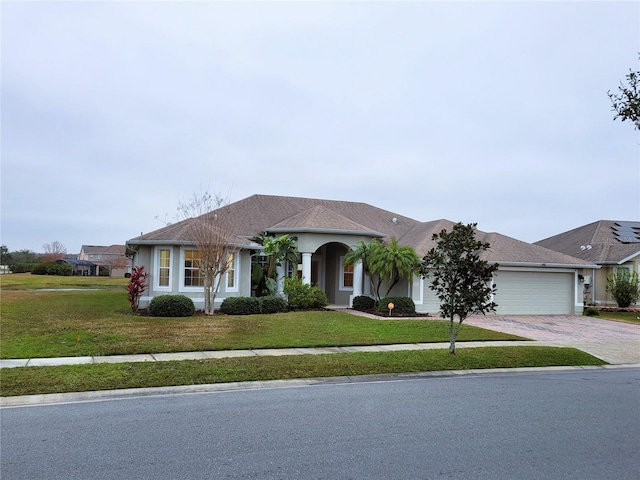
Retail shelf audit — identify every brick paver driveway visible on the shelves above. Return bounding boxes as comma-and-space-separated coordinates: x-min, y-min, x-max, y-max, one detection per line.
466, 315, 640, 364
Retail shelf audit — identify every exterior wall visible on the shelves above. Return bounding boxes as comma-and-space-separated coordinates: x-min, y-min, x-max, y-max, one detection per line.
134, 245, 251, 311
590, 257, 640, 306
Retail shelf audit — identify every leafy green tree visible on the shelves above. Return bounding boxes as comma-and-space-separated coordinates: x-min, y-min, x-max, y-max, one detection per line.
0, 245, 13, 266
261, 234, 299, 296
606, 269, 640, 308
8, 249, 39, 265
608, 58, 640, 130
369, 237, 420, 298
419, 223, 498, 354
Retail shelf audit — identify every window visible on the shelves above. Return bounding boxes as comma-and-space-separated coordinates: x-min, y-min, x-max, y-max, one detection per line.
340, 256, 354, 290
226, 253, 236, 290
158, 248, 171, 289
184, 250, 203, 287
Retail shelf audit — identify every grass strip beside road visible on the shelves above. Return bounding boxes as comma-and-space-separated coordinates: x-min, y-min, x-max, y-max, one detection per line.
0, 346, 606, 397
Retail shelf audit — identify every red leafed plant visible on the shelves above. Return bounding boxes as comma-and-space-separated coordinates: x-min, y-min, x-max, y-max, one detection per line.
127, 266, 149, 313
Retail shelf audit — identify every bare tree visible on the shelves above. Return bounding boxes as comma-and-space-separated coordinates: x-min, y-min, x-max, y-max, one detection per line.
179, 189, 238, 315
42, 241, 67, 262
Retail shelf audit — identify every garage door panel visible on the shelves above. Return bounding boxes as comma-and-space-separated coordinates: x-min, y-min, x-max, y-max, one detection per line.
494, 271, 573, 315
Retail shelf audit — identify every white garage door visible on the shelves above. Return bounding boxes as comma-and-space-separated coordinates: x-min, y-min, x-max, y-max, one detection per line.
494, 270, 574, 315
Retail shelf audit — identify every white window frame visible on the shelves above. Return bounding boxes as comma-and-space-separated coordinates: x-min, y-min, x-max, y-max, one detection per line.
179, 248, 205, 293
154, 246, 172, 292
225, 252, 239, 292
339, 256, 354, 292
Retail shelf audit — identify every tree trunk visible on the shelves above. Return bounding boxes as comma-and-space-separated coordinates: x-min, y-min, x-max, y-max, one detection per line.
448, 317, 456, 354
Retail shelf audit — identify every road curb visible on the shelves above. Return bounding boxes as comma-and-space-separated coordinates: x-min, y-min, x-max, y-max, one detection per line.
2, 364, 638, 408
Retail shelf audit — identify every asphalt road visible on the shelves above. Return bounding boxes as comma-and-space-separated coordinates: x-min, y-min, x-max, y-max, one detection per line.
2, 368, 639, 480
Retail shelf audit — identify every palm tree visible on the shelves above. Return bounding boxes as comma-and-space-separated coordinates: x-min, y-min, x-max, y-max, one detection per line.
344, 239, 383, 301
369, 237, 420, 297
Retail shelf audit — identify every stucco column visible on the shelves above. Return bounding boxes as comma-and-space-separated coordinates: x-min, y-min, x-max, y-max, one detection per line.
353, 260, 363, 297
350, 260, 364, 307
301, 252, 312, 285
276, 265, 285, 296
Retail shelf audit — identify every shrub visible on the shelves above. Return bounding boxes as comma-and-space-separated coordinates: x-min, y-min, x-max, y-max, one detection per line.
284, 277, 329, 310
148, 295, 195, 317
583, 306, 600, 317
220, 297, 261, 315
377, 296, 416, 315
10, 263, 36, 273
258, 295, 288, 314
127, 266, 149, 314
30, 262, 72, 276
352, 295, 375, 311
31, 263, 49, 275
606, 269, 640, 308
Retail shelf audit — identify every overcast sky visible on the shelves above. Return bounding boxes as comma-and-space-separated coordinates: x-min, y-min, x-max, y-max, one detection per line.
2, 1, 639, 254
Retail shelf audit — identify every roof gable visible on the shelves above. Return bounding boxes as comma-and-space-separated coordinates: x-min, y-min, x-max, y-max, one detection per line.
266, 205, 383, 235
535, 220, 640, 264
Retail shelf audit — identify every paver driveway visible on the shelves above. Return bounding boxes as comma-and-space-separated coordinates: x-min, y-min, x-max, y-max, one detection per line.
466, 314, 640, 364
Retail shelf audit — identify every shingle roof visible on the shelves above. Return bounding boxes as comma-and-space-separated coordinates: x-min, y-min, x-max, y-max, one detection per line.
128, 194, 593, 267
535, 220, 640, 264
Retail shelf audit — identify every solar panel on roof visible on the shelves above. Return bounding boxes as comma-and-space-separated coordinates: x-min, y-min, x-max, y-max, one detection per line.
613, 222, 640, 243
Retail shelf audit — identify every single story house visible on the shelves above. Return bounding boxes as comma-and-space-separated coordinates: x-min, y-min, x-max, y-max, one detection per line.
126, 194, 595, 315
535, 220, 640, 307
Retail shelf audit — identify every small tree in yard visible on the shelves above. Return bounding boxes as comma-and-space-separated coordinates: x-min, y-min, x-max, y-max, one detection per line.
609, 56, 640, 130
179, 190, 239, 315
127, 266, 149, 313
419, 223, 498, 354
606, 269, 640, 308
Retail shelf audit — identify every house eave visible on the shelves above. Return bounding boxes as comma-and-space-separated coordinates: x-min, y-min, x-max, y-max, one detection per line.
495, 261, 600, 269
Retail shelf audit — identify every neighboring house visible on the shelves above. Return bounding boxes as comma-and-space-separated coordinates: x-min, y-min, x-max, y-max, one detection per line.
535, 220, 640, 307
78, 245, 132, 277
126, 194, 595, 315
56, 258, 96, 276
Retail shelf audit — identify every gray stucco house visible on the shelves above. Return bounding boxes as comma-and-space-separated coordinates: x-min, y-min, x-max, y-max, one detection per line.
126, 194, 595, 314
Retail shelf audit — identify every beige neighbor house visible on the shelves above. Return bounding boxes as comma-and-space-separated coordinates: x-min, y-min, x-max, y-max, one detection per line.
78, 245, 132, 277
126, 194, 595, 314
535, 220, 640, 307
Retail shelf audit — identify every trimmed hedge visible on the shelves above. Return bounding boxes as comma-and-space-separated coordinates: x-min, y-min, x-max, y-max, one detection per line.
220, 297, 261, 315
259, 295, 288, 314
149, 295, 195, 317
377, 296, 416, 315
352, 295, 375, 311
219, 296, 288, 315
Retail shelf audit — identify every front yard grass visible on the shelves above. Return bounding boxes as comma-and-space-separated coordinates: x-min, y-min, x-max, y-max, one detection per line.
0, 346, 605, 397
596, 311, 640, 324
0, 273, 610, 397
1, 289, 525, 359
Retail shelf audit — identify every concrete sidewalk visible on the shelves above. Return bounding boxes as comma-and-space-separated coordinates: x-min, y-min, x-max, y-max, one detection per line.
0, 341, 540, 369
3, 338, 638, 370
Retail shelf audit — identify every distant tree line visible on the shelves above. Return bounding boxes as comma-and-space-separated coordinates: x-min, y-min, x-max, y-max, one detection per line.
1, 242, 70, 274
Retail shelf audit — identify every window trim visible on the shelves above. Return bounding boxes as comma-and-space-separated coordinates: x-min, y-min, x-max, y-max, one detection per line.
154, 246, 172, 292
339, 255, 354, 291
179, 248, 205, 292
225, 252, 239, 292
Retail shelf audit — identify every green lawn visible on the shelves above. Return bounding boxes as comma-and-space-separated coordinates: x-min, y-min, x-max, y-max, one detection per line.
0, 273, 609, 397
1, 276, 525, 359
596, 311, 640, 324
0, 346, 605, 397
